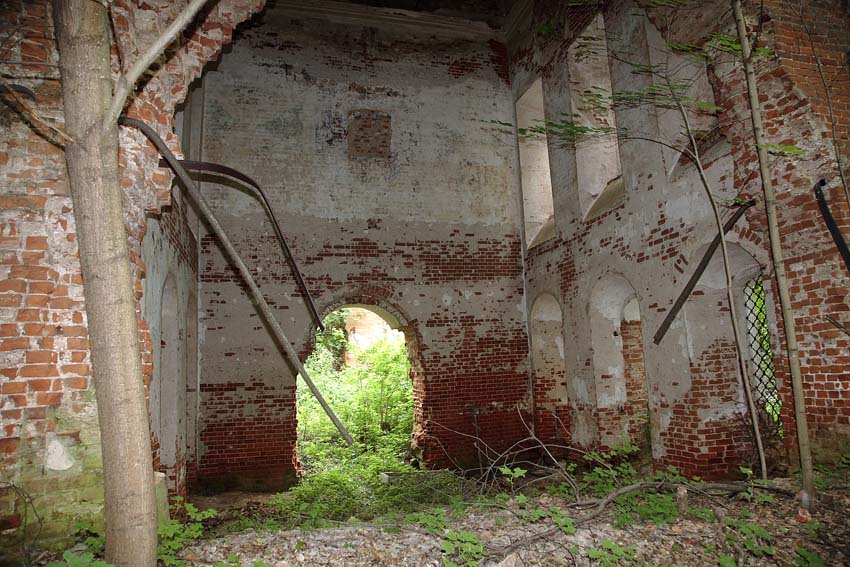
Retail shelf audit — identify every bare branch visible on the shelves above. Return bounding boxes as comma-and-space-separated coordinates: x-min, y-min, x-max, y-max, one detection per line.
825, 315, 850, 339
796, 0, 849, 207
104, 0, 209, 127
0, 79, 72, 143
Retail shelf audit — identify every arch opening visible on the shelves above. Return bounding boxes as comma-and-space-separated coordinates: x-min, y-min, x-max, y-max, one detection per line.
590, 275, 650, 455
529, 294, 568, 442
297, 305, 417, 475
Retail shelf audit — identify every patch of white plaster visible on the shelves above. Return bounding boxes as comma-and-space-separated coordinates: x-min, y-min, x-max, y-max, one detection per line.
45, 438, 74, 471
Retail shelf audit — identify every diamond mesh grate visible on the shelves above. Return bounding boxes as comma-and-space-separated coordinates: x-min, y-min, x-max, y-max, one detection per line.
743, 277, 783, 437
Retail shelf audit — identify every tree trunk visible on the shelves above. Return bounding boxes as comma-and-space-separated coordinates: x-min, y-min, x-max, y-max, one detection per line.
52, 1, 158, 564
731, 0, 815, 508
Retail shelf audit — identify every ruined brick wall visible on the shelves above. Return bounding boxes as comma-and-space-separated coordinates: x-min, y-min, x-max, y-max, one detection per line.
0, 0, 263, 551
195, 4, 528, 488
711, 0, 850, 461
141, 188, 200, 499
620, 318, 649, 449
514, 0, 850, 478
529, 294, 568, 444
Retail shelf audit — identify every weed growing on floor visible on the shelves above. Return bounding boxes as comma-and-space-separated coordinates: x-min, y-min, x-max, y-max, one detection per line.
269, 446, 464, 529
158, 499, 217, 566
441, 530, 485, 567
586, 540, 637, 567
724, 517, 775, 558
580, 442, 641, 496
794, 547, 827, 567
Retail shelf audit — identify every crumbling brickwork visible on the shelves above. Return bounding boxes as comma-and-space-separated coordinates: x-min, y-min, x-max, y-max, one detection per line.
194, 5, 527, 488
515, 0, 850, 477
0, 0, 263, 550
1, 0, 849, 556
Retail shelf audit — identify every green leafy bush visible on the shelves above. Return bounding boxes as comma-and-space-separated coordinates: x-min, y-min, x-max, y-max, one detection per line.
158, 499, 217, 566
298, 316, 413, 470
270, 445, 462, 529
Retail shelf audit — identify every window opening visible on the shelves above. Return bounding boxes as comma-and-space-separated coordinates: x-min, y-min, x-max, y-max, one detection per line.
743, 276, 783, 436
567, 13, 623, 221
516, 78, 555, 248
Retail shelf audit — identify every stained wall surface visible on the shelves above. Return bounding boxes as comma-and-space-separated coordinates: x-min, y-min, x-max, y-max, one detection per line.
194, 3, 528, 489
0, 0, 263, 551
512, 0, 850, 477
2, 0, 850, 556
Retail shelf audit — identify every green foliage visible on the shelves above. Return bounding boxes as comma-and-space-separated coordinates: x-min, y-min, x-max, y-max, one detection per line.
270, 467, 365, 529
724, 518, 774, 557
406, 508, 450, 534
794, 547, 826, 567
707, 33, 773, 59
211, 516, 281, 536
547, 506, 576, 535
314, 309, 349, 369
499, 465, 527, 495
587, 540, 636, 566
158, 499, 217, 567
298, 318, 413, 468
757, 143, 806, 158
688, 507, 717, 522
441, 530, 485, 567
614, 491, 679, 528
212, 554, 270, 567
73, 521, 105, 556
717, 555, 736, 567
45, 552, 114, 567
801, 520, 821, 540
581, 441, 640, 496
270, 448, 462, 530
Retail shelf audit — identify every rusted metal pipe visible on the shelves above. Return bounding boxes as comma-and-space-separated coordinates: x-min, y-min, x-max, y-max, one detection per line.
653, 200, 755, 345
158, 158, 324, 332
120, 116, 353, 445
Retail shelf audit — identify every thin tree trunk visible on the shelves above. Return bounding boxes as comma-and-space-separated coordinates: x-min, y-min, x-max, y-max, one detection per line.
52, 1, 158, 564
731, 0, 815, 508
669, 77, 768, 481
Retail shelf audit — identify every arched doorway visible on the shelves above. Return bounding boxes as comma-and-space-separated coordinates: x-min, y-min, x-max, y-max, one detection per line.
297, 305, 417, 473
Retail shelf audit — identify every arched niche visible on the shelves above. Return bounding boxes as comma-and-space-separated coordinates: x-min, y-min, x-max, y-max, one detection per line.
590, 274, 649, 451
154, 273, 188, 493
529, 293, 568, 441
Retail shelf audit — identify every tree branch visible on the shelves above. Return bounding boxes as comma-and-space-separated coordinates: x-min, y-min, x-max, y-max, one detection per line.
104, 0, 209, 127
0, 79, 72, 143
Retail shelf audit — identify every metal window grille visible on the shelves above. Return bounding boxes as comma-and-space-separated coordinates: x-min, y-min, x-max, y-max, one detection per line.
743, 277, 783, 436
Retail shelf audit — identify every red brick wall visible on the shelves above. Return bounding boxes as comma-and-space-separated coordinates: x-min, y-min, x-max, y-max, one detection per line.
656, 337, 753, 478
1, 0, 263, 537
516, 0, 850, 479
621, 319, 649, 448
194, 8, 528, 485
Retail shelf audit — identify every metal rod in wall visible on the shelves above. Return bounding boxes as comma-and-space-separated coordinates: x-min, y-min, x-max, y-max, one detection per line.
158, 158, 325, 333
653, 199, 755, 345
120, 116, 354, 446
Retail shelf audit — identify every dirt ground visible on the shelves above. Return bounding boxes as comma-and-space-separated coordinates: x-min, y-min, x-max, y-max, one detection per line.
182, 477, 849, 567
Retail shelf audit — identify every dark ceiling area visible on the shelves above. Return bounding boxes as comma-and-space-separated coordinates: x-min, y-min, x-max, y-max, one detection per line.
340, 0, 516, 27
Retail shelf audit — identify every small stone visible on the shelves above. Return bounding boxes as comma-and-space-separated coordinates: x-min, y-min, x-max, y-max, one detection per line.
497, 553, 523, 567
